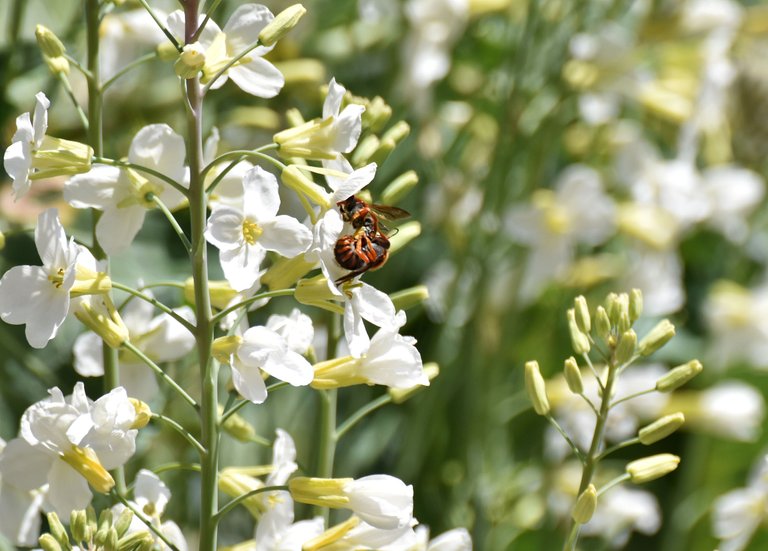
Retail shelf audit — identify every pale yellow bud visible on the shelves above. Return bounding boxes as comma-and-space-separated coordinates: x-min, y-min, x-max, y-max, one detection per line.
114, 508, 134, 538
524, 360, 550, 416
273, 59, 326, 86
574, 295, 591, 334
563, 356, 583, 394
74, 296, 129, 349
212, 335, 243, 365
117, 530, 154, 551
390, 285, 429, 311
626, 453, 680, 483
638, 412, 685, 445
362, 96, 393, 132
295, 276, 344, 315
571, 484, 597, 524
46, 512, 69, 548
218, 469, 265, 517
258, 4, 307, 47
36, 25, 66, 57
281, 165, 332, 208
381, 170, 418, 205
629, 288, 643, 323
174, 42, 206, 79
71, 509, 88, 542
595, 306, 611, 340
45, 56, 70, 75
261, 254, 316, 291
38, 534, 62, 551
655, 360, 703, 392
388, 221, 421, 254
615, 329, 637, 365
638, 320, 675, 356
567, 309, 590, 355
288, 476, 353, 508
381, 120, 411, 145
351, 134, 380, 167
219, 405, 257, 442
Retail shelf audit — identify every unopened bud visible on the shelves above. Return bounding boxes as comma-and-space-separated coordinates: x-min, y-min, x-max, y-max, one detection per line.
605, 292, 619, 322
98, 509, 113, 532
129, 398, 151, 429
563, 356, 583, 394
381, 170, 419, 205
655, 360, 703, 392
351, 135, 380, 167
615, 329, 637, 365
638, 319, 675, 356
114, 508, 134, 538
524, 361, 550, 416
629, 288, 643, 323
46, 512, 69, 547
617, 311, 631, 335
574, 295, 591, 334
45, 56, 70, 75
389, 363, 439, 403
174, 42, 206, 79
39, 534, 62, 551
626, 453, 680, 483
381, 120, 411, 145
70, 509, 88, 543
567, 309, 590, 355
595, 306, 611, 340
104, 528, 119, 551
262, 254, 315, 290
95, 528, 109, 547
117, 530, 154, 551
638, 412, 685, 445
362, 96, 393, 132
388, 221, 421, 254
36, 25, 66, 58
219, 405, 257, 442
258, 4, 306, 47
370, 137, 396, 166
612, 293, 629, 327
390, 285, 429, 311
571, 484, 597, 524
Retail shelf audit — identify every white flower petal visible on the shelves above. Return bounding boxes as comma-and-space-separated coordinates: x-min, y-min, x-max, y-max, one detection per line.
36, 208, 76, 272
262, 350, 313, 387
331, 163, 377, 203
243, 166, 281, 220
206, 207, 245, 250
259, 216, 313, 257
224, 3, 275, 53
11, 112, 33, 143
32, 92, 50, 146
333, 104, 366, 153
0, 482, 44, 547
128, 124, 187, 184
134, 469, 171, 515
323, 78, 345, 119
231, 358, 269, 404
118, 362, 160, 403
73, 332, 105, 377
219, 243, 266, 292
46, 459, 92, 517
344, 475, 414, 530
3, 140, 32, 198
0, 437, 51, 491
96, 205, 147, 255
65, 165, 122, 209
352, 283, 398, 329
229, 57, 285, 98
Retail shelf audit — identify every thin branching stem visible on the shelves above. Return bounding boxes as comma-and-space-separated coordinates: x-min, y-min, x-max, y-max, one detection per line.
335, 394, 392, 441
152, 413, 206, 455
93, 157, 189, 196
112, 281, 196, 333
102, 52, 158, 91
212, 485, 289, 524
111, 490, 181, 551
122, 341, 199, 410
211, 288, 296, 325
150, 193, 192, 252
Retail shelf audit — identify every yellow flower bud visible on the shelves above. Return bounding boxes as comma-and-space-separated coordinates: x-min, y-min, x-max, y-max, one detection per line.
74, 295, 129, 349
567, 308, 590, 355
36, 25, 66, 57
626, 453, 680, 483
388, 221, 421, 254
275, 119, 339, 162
38, 534, 62, 551
129, 398, 151, 429
295, 275, 344, 315
655, 360, 703, 392
46, 512, 69, 548
381, 120, 411, 145
212, 335, 243, 365
629, 288, 643, 323
116, 530, 154, 551
571, 484, 597, 524
351, 135, 380, 167
390, 285, 429, 311
615, 329, 637, 365
45, 56, 70, 75
288, 476, 353, 508
380, 170, 419, 206
311, 356, 365, 389
563, 356, 583, 394
524, 360, 550, 416
174, 42, 206, 79
71, 509, 88, 542
258, 4, 307, 47
638, 319, 675, 356
595, 305, 611, 340
362, 96, 393, 132
219, 469, 265, 517
219, 405, 257, 442
261, 254, 316, 290
114, 508, 134, 538
273, 59, 326, 86
638, 412, 685, 445
574, 295, 591, 334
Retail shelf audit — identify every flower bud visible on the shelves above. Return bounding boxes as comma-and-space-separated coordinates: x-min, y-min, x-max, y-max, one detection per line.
95, 527, 109, 547
629, 288, 643, 323
0, 230, 5, 250
258, 4, 307, 47
611, 293, 629, 327
114, 508, 134, 538
117, 530, 154, 551
261, 254, 316, 290
104, 528, 119, 551
524, 361, 550, 416
46, 512, 69, 548
219, 469, 265, 517
71, 509, 88, 542
567, 309, 590, 355
574, 295, 591, 334
174, 42, 206, 79
638, 319, 675, 356
381, 170, 419, 205
274, 58, 326, 85
36, 25, 66, 58
351, 135, 380, 167
129, 398, 151, 429
311, 356, 365, 389
615, 329, 637, 365
31, 136, 93, 180
655, 359, 703, 392
595, 305, 611, 340
571, 484, 597, 524
390, 285, 429, 311
388, 221, 421, 254
370, 137, 396, 166
638, 412, 685, 445
39, 534, 62, 551
45, 56, 70, 75
361, 96, 392, 132
281, 165, 332, 208
289, 477, 353, 508
564, 356, 583, 394
626, 453, 680, 483
219, 406, 257, 442
389, 363, 439, 403
381, 120, 411, 145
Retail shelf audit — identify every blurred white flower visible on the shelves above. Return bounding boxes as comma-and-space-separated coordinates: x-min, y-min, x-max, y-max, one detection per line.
74, 290, 195, 401
206, 166, 312, 292
65, 124, 188, 254
581, 486, 661, 548
99, 9, 167, 85
4, 92, 49, 199
713, 455, 768, 551
0, 438, 45, 547
167, 4, 284, 97
689, 381, 765, 441
505, 165, 616, 303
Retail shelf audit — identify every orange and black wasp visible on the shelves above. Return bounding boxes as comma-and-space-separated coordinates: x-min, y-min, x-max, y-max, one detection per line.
333, 196, 410, 284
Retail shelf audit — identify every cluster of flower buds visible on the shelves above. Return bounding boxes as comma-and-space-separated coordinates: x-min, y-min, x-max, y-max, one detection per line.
524, 290, 702, 540
39, 507, 152, 551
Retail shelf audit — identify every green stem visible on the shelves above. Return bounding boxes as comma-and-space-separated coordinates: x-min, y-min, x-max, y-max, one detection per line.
58, 73, 89, 130
597, 437, 640, 461
111, 490, 181, 551
102, 52, 158, 91
183, 3, 219, 549
152, 462, 202, 475
192, 0, 223, 41
211, 288, 296, 325
150, 193, 192, 252
63, 53, 94, 82
219, 381, 288, 425
94, 157, 189, 197
112, 282, 196, 333
546, 414, 586, 464
152, 413, 206, 455
122, 341, 199, 410
201, 144, 280, 178
137, 0, 181, 50
610, 387, 655, 409
212, 485, 289, 524
597, 473, 630, 496
335, 394, 392, 441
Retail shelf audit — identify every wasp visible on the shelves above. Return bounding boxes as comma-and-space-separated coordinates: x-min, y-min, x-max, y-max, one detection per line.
333, 196, 410, 284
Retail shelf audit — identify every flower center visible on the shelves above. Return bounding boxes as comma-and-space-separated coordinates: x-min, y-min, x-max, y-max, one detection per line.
48, 267, 65, 288
242, 219, 263, 245
118, 168, 163, 209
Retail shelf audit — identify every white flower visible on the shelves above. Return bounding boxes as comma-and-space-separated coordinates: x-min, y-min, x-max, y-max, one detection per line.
206, 166, 312, 292
701, 166, 764, 243
581, 486, 661, 548
694, 381, 765, 441
229, 325, 314, 404
266, 309, 314, 355
505, 165, 616, 303
100, 9, 167, 85
113, 469, 188, 551
204, 127, 254, 210
344, 475, 414, 530
167, 4, 284, 97
0, 438, 45, 547
254, 496, 324, 551
713, 455, 768, 551
620, 247, 684, 317
4, 92, 48, 198
397, 525, 473, 551
0, 209, 98, 348
74, 291, 195, 401
0, 384, 137, 517
337, 517, 419, 550
321, 79, 366, 162
65, 124, 187, 254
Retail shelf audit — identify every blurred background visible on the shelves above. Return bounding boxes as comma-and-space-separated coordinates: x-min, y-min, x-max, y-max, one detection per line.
4, 0, 768, 549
